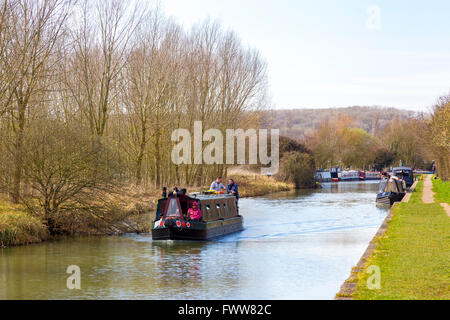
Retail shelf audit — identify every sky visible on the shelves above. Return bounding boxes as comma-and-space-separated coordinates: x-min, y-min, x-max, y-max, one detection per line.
159, 0, 450, 111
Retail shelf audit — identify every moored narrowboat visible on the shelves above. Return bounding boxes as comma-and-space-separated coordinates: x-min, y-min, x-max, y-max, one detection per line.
365, 171, 381, 180
340, 170, 360, 181
359, 171, 366, 181
376, 177, 406, 206
152, 190, 243, 241
331, 167, 340, 182
359, 171, 381, 181
392, 167, 414, 189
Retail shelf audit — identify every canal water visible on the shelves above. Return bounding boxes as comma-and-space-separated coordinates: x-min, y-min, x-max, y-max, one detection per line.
0, 181, 388, 300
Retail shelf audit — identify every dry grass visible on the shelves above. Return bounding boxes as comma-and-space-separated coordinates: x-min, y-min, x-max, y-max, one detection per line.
42, 186, 158, 236
0, 198, 48, 247
227, 174, 293, 198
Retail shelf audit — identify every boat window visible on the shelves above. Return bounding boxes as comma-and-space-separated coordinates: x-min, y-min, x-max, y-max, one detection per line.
223, 203, 227, 208
216, 204, 221, 209
166, 198, 181, 218
206, 205, 211, 210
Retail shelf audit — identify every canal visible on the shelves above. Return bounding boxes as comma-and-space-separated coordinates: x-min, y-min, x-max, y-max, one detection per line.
0, 181, 388, 300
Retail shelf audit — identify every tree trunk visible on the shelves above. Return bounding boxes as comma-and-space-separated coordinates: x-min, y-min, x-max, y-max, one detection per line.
154, 128, 161, 188
10, 102, 26, 204
136, 125, 147, 186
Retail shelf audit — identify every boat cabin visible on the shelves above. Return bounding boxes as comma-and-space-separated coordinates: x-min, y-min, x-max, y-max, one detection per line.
330, 167, 340, 180
378, 177, 406, 195
155, 193, 239, 222
392, 167, 414, 188
376, 176, 407, 206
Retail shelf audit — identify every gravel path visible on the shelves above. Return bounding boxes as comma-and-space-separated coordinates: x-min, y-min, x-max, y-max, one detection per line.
422, 175, 435, 204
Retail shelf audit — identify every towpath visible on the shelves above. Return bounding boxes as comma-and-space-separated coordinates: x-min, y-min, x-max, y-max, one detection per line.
422, 175, 435, 204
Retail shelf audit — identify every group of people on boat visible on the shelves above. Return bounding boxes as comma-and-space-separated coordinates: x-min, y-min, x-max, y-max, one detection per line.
210, 176, 240, 202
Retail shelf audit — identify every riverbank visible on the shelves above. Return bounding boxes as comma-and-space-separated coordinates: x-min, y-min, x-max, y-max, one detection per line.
337, 175, 450, 300
0, 199, 49, 247
0, 174, 293, 247
225, 174, 293, 198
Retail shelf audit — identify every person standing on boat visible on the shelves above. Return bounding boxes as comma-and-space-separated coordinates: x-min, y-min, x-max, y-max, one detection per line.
227, 179, 240, 211
227, 179, 239, 200
210, 177, 226, 192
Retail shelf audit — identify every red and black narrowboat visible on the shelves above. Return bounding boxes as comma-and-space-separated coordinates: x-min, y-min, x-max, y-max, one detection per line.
359, 171, 366, 181
152, 190, 243, 241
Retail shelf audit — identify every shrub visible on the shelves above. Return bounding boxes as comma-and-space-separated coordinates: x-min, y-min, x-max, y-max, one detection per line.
277, 152, 316, 189
0, 212, 48, 247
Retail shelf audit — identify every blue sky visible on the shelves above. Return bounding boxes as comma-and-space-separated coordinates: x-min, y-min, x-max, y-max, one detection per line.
160, 0, 450, 111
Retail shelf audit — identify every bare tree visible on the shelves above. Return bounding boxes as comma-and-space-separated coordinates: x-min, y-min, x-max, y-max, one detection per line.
66, 0, 144, 137
0, 2, 270, 235
126, 11, 183, 187
1, 0, 71, 203
0, 0, 16, 117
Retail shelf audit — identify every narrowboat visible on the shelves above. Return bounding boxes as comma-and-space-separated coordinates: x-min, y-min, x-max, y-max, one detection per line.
152, 189, 243, 241
365, 171, 381, 180
340, 170, 360, 181
376, 177, 406, 206
392, 167, 414, 189
359, 171, 381, 181
359, 171, 366, 181
331, 167, 340, 182
315, 170, 332, 182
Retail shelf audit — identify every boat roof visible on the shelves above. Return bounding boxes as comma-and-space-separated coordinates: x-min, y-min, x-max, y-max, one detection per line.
158, 193, 236, 202
393, 167, 412, 171
188, 194, 236, 201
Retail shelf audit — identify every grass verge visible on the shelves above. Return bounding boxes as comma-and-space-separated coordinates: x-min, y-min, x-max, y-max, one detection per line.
352, 180, 450, 300
0, 199, 49, 247
432, 177, 450, 204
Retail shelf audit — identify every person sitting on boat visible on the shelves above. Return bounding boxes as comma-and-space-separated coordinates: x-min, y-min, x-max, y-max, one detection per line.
187, 202, 202, 222
227, 179, 239, 202
210, 177, 226, 192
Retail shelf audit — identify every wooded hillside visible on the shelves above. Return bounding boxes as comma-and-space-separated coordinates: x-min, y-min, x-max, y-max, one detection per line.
263, 106, 420, 139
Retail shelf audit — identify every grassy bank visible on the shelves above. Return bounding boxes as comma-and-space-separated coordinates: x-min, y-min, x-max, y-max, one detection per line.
432, 177, 450, 203
0, 199, 49, 247
226, 174, 293, 198
352, 179, 450, 300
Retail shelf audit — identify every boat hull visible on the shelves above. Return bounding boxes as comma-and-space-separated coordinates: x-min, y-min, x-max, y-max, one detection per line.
376, 192, 405, 206
152, 216, 244, 241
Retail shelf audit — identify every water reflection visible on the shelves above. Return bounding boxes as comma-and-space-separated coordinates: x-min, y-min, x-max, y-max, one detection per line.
0, 181, 388, 300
